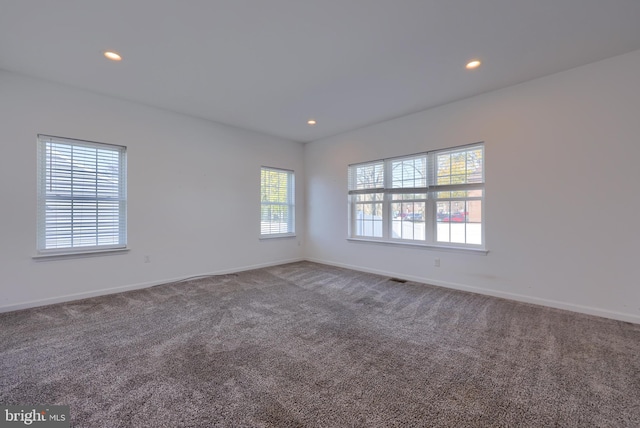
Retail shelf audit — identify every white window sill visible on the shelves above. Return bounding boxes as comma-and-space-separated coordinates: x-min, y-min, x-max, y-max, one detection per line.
347, 238, 488, 255
260, 234, 297, 240
33, 248, 130, 260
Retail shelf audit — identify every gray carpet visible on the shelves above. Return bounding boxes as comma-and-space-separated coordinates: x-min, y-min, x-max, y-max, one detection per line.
1, 261, 639, 427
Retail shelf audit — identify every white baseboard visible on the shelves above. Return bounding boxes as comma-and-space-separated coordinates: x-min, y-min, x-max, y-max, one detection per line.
305, 257, 640, 325
0, 257, 304, 313
4, 256, 639, 325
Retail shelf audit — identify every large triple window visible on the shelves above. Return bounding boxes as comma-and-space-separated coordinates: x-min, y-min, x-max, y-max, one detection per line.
348, 143, 484, 249
37, 135, 127, 254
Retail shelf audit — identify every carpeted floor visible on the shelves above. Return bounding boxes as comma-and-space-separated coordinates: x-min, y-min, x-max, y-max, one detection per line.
1, 261, 639, 427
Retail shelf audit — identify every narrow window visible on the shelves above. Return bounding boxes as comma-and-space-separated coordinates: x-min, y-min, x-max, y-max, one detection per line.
433, 145, 484, 246
348, 161, 384, 238
260, 167, 295, 237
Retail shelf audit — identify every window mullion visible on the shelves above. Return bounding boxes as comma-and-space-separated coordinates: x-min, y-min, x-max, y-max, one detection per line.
383, 160, 392, 240
425, 192, 434, 245
426, 151, 435, 245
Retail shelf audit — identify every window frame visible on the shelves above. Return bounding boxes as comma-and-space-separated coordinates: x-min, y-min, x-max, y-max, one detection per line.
36, 134, 127, 257
260, 166, 295, 239
348, 143, 485, 251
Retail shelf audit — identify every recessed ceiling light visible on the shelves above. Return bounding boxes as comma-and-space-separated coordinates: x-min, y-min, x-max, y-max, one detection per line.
307, 119, 317, 126
103, 51, 122, 61
466, 60, 481, 70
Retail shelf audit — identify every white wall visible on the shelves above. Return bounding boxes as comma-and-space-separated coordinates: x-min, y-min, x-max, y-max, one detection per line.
0, 70, 305, 311
305, 49, 640, 323
4, 50, 640, 322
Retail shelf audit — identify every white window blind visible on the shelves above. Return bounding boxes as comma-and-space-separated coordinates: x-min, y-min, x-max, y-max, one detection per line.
37, 135, 127, 254
260, 167, 295, 237
348, 143, 484, 249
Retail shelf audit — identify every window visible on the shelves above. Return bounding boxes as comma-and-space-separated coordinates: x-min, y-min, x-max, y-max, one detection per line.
348, 143, 484, 249
260, 167, 295, 237
37, 135, 127, 254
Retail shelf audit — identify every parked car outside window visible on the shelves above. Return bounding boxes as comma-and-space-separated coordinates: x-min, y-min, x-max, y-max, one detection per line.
438, 211, 468, 222
404, 213, 423, 222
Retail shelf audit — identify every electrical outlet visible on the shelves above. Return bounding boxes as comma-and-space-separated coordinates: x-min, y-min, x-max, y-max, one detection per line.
434, 258, 440, 267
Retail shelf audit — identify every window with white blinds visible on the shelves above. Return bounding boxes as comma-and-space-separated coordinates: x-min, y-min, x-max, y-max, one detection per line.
348, 143, 484, 249
37, 135, 127, 254
260, 167, 295, 237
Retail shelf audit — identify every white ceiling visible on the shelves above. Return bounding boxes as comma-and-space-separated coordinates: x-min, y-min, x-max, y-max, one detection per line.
2, 1, 640, 143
